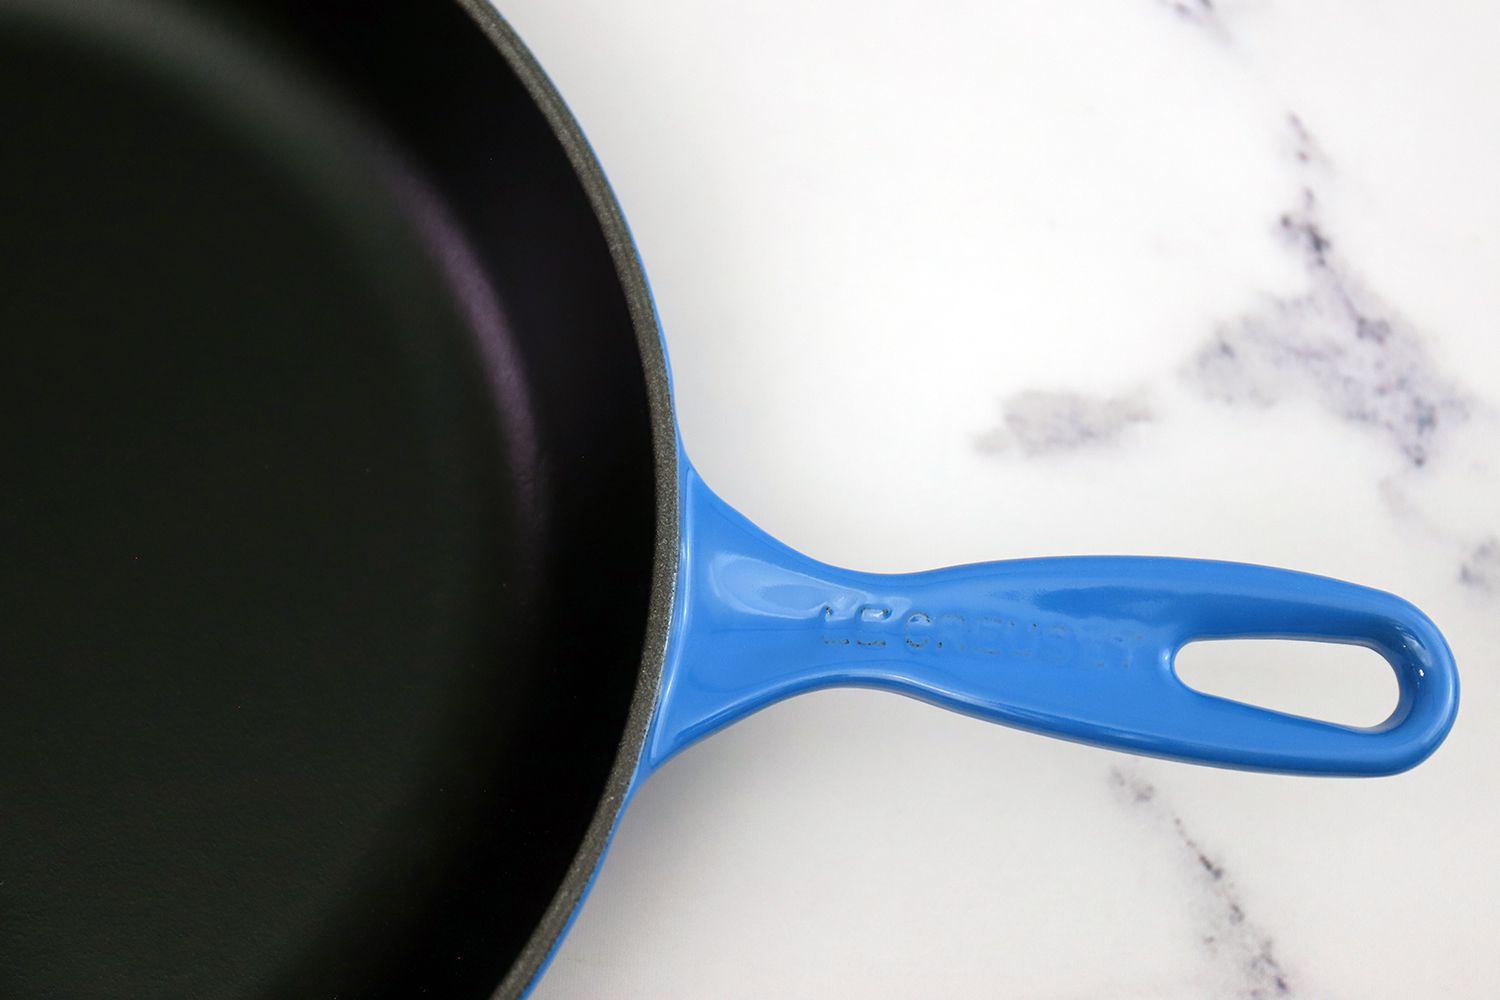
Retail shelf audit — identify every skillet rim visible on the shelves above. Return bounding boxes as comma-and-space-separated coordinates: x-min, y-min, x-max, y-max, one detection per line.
449, 3, 681, 997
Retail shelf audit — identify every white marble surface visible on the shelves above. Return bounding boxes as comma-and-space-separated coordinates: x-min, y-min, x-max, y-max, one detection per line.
499, 2, 1500, 996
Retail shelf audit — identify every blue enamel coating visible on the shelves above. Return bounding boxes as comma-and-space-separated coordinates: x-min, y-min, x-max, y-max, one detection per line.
645, 460, 1459, 778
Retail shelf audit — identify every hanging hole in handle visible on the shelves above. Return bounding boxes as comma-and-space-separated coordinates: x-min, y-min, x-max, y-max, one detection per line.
1174, 639, 1400, 728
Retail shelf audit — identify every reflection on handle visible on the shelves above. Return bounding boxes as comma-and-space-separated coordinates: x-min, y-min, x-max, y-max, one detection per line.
645, 467, 1459, 776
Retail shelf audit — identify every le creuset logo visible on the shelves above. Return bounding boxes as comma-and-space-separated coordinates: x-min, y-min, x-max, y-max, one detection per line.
819, 603, 1140, 668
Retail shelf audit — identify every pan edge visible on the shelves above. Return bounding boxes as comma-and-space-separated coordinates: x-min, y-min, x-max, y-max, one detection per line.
448, 4, 681, 998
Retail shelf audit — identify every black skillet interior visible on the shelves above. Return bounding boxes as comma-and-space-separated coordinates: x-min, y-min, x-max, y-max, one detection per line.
0, 1, 663, 995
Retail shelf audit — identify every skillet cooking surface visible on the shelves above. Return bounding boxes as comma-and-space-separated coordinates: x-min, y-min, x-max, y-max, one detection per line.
0, 1, 657, 995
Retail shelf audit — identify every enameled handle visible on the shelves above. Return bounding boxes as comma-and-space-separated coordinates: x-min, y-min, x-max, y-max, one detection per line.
645, 466, 1459, 776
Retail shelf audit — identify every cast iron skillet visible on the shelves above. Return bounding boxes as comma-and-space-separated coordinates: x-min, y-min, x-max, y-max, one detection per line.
0, 2, 1459, 997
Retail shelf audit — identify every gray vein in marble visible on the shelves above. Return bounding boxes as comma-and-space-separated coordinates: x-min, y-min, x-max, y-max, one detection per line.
976, 110, 1481, 469
974, 110, 1494, 596
975, 389, 1152, 456
1110, 766, 1298, 1000
1183, 115, 1499, 592
1284, 114, 1326, 168
1183, 163, 1472, 470
1156, 0, 1227, 37
1459, 538, 1500, 593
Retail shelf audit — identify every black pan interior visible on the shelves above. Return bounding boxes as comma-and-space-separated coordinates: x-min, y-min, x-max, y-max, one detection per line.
0, 1, 660, 996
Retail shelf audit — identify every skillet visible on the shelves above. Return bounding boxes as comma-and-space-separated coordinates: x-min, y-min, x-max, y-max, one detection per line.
0, 1, 1459, 996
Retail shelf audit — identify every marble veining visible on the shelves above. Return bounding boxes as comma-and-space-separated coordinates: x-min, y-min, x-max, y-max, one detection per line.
1180, 114, 1499, 601
1157, 0, 1228, 38
982, 107, 1497, 612
1111, 766, 1295, 1000
980, 109, 1478, 475
1183, 120, 1472, 472
1459, 539, 1500, 594
976, 389, 1153, 455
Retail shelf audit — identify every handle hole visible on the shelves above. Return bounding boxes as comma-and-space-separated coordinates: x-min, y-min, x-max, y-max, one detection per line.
1174, 639, 1398, 728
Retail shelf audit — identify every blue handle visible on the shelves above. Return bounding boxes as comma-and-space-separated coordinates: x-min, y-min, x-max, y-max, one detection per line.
645, 466, 1459, 776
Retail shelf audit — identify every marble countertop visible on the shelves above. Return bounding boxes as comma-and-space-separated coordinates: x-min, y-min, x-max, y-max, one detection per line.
501, 2, 1500, 996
